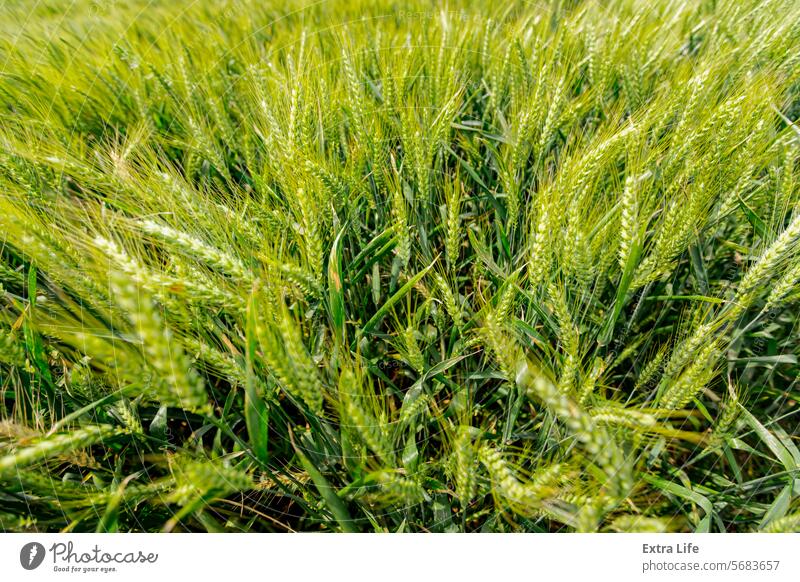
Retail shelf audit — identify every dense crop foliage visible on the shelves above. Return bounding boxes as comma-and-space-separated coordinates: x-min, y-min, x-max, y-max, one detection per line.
1, 0, 800, 532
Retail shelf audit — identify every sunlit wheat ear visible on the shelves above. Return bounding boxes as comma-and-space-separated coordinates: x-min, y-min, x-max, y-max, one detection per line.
358, 469, 427, 506
577, 358, 605, 406
260, 254, 322, 299
761, 513, 800, 533
516, 360, 632, 497
590, 405, 656, 429
138, 219, 252, 283
480, 309, 522, 383
433, 273, 463, 327
764, 259, 800, 311
444, 176, 462, 271
617, 174, 638, 269
527, 200, 551, 289
634, 347, 667, 392
0, 211, 114, 311
660, 341, 721, 410
548, 283, 580, 395
388, 154, 411, 266
538, 75, 566, 158
397, 391, 430, 427
401, 327, 425, 374
182, 335, 247, 387
166, 455, 251, 518
111, 399, 143, 434
479, 446, 535, 510
338, 367, 393, 465
502, 98, 536, 231
295, 187, 325, 281
452, 426, 477, 505
479, 448, 571, 521
731, 212, 800, 316
610, 515, 671, 533
633, 187, 695, 289
0, 424, 122, 476
660, 321, 715, 385
255, 301, 323, 415
94, 235, 242, 311
114, 274, 208, 411
495, 274, 518, 321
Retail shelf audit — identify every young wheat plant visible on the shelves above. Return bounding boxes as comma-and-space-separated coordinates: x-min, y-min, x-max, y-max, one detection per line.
0, 0, 799, 532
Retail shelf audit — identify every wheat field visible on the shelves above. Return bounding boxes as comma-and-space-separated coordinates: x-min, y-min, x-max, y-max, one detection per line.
1, 0, 799, 532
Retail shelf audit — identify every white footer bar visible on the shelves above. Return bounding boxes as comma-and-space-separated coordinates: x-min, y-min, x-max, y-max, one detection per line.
0, 533, 795, 581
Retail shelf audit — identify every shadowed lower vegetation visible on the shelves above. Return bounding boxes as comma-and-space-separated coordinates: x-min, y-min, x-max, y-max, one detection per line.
1, 0, 800, 532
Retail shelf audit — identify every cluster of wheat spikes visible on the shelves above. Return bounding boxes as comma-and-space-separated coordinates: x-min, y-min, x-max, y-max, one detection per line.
1, 0, 799, 533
